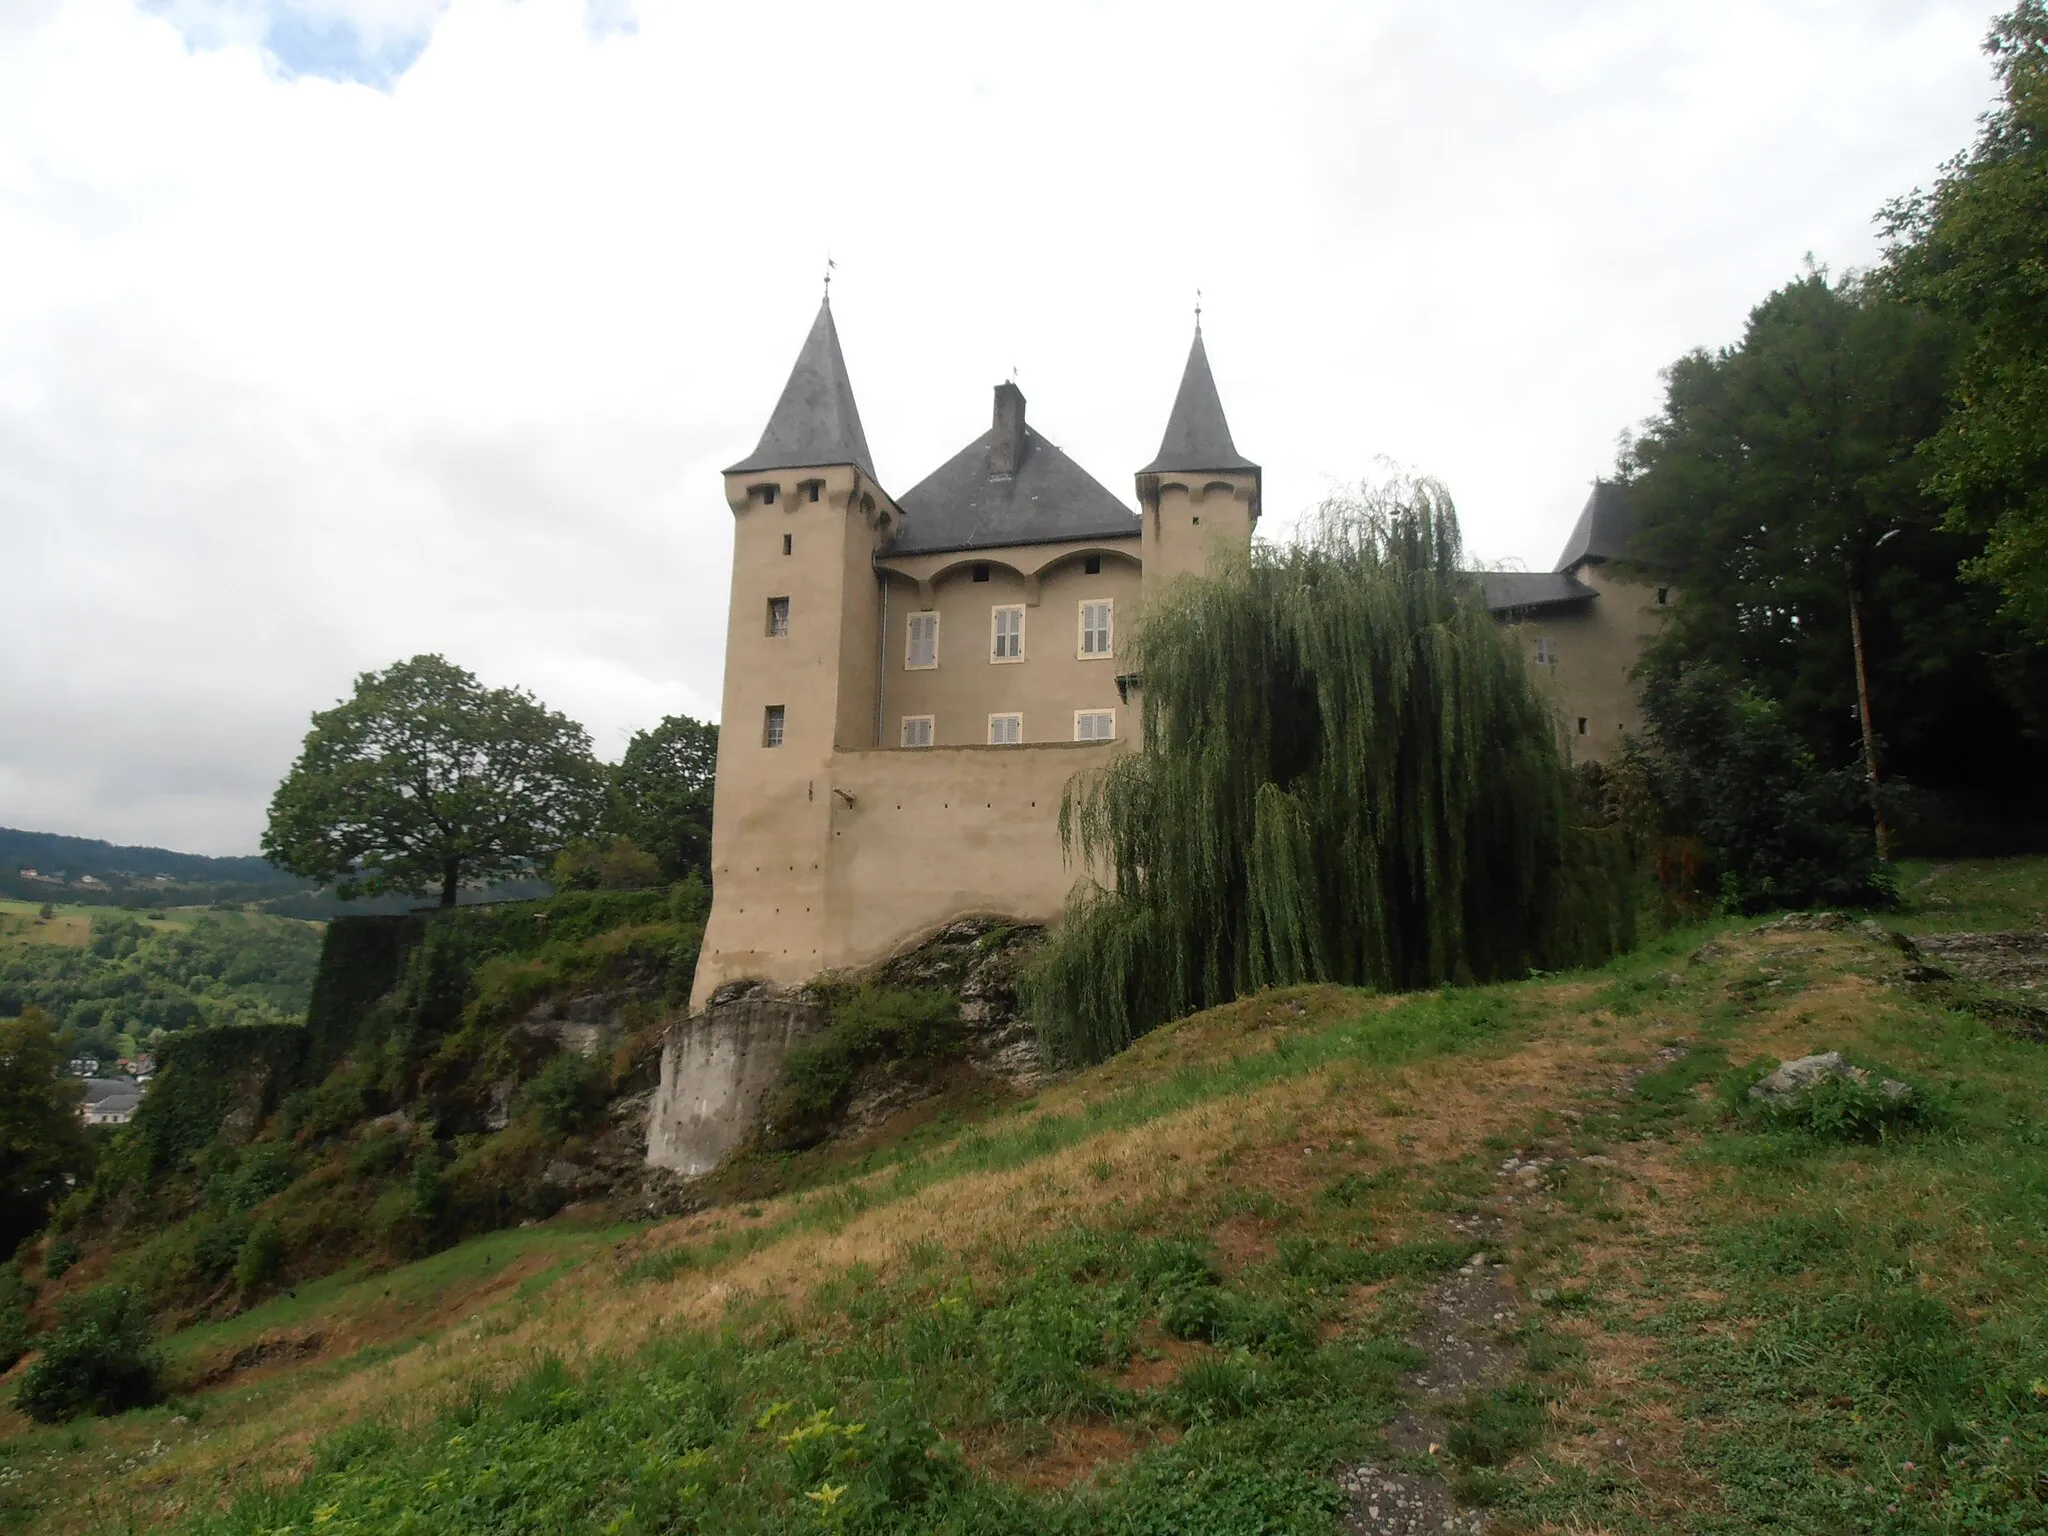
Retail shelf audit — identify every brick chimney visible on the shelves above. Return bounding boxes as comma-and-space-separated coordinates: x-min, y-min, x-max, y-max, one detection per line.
990, 382, 1027, 475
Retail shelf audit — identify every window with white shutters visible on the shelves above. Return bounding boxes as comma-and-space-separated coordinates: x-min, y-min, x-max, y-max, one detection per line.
906, 612, 939, 669
1533, 636, 1558, 666
988, 713, 1022, 746
991, 605, 1024, 661
1075, 710, 1115, 741
1079, 599, 1113, 658
901, 716, 934, 748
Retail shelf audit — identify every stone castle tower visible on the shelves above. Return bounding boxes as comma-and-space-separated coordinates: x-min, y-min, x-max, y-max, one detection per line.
690, 300, 1259, 1008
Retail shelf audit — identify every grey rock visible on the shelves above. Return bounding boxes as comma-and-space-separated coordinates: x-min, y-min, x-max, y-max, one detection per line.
1748, 1051, 1911, 1106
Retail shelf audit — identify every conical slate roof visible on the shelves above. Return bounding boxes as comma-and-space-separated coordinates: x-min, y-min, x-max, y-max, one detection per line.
1552, 480, 1637, 571
726, 300, 878, 481
1141, 328, 1259, 475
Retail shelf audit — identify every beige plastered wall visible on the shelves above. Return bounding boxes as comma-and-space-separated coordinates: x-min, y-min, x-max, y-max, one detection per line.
1139, 474, 1258, 592
874, 540, 1141, 748
1501, 564, 1672, 765
695, 465, 897, 1009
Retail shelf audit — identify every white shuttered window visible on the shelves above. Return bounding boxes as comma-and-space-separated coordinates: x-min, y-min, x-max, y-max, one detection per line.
1079, 599, 1113, 657
988, 713, 1022, 745
901, 716, 934, 748
906, 612, 939, 669
1075, 710, 1115, 741
991, 605, 1024, 660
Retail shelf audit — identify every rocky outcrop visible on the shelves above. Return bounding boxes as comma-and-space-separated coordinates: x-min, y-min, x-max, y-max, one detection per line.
1748, 1051, 1912, 1106
643, 918, 1048, 1178
644, 982, 826, 1177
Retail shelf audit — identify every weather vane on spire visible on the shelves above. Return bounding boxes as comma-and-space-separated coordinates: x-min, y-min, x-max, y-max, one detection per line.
824, 256, 836, 303
1194, 287, 1202, 329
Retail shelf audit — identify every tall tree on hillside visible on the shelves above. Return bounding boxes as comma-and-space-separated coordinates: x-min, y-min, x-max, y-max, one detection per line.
1025, 480, 1634, 1064
1620, 270, 2042, 847
263, 655, 605, 908
1885, 3, 2048, 641
0, 1006, 90, 1257
609, 715, 718, 883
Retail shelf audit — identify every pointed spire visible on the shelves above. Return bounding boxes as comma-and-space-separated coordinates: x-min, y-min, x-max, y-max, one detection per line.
726, 299, 878, 481
1141, 326, 1258, 475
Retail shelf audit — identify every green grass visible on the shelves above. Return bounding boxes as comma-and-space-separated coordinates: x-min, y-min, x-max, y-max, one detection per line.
1891, 856, 2048, 933
10, 863, 2048, 1535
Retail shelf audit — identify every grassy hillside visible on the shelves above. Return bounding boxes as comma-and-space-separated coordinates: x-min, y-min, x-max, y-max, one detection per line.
1, 860, 2044, 1534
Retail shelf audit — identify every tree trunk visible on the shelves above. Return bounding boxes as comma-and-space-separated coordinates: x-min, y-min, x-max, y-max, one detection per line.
440, 857, 460, 908
1847, 579, 1892, 862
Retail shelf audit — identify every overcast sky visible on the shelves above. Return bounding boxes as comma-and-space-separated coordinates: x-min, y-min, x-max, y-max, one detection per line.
0, 0, 2010, 856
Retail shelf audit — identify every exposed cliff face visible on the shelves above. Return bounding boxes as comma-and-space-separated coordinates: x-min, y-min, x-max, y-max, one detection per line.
644, 984, 824, 1177
644, 918, 1048, 1178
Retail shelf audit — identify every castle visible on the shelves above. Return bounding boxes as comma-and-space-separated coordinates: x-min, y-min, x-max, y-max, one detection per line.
687, 300, 1665, 1009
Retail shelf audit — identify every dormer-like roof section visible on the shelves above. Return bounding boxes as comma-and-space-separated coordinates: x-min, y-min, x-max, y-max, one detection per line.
887, 388, 1139, 556
1141, 328, 1259, 476
726, 300, 878, 482
1553, 480, 1637, 571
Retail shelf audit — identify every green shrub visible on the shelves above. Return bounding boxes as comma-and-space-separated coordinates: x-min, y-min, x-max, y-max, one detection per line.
767, 986, 961, 1148
0, 1265, 34, 1372
521, 1050, 604, 1138
278, 1071, 370, 1142
12, 1285, 162, 1423
1745, 1062, 1933, 1143
347, 1129, 410, 1178
218, 1143, 299, 1209
191, 1210, 255, 1283
42, 1236, 81, 1279
235, 1221, 284, 1291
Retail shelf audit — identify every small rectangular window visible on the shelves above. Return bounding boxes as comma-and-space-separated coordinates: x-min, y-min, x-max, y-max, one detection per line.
906, 612, 939, 669
807, 481, 821, 503
782, 533, 793, 555
991, 604, 1024, 661
900, 715, 933, 748
1075, 710, 1115, 741
1083, 554, 1101, 575
1577, 717, 1588, 735
972, 563, 991, 583
767, 597, 789, 637
1533, 636, 1557, 666
763, 705, 785, 747
1656, 587, 1669, 605
988, 713, 1022, 746
1079, 599, 1113, 658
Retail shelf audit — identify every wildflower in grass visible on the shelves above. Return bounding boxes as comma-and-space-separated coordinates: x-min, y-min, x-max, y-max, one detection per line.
806, 1483, 847, 1508
313, 1507, 341, 1527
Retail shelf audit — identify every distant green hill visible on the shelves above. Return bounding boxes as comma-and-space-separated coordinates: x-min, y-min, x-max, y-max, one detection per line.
0, 828, 548, 918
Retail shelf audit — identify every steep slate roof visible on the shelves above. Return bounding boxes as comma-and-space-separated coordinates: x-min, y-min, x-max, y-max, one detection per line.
1553, 480, 1637, 570
725, 300, 878, 481
888, 425, 1139, 556
1141, 328, 1259, 475
1477, 570, 1599, 613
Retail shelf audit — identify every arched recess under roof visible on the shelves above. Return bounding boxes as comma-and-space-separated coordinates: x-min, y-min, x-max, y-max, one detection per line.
878, 542, 1140, 607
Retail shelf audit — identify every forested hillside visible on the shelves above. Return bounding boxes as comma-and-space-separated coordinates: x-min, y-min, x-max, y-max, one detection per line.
0, 906, 323, 1063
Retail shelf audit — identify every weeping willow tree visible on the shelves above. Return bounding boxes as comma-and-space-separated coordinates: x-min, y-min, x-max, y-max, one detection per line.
1026, 477, 1635, 1064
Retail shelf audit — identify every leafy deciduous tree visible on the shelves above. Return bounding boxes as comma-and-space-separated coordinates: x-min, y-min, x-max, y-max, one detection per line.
1025, 480, 1634, 1063
263, 655, 604, 908
609, 715, 718, 883
1622, 270, 2044, 844
0, 1006, 90, 1258
1886, 3, 2048, 641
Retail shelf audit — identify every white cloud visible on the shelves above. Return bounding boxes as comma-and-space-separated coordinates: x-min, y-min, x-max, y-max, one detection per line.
0, 0, 2007, 852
